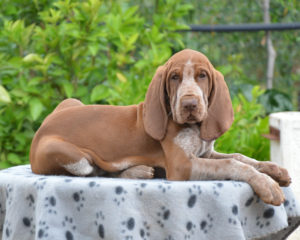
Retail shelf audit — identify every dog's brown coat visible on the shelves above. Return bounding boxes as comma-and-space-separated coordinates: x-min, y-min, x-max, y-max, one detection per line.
30, 49, 291, 206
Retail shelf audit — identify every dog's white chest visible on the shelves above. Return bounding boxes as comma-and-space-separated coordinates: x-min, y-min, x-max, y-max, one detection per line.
174, 125, 213, 157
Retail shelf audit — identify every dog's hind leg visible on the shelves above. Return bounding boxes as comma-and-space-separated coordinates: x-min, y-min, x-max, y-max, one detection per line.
32, 136, 96, 176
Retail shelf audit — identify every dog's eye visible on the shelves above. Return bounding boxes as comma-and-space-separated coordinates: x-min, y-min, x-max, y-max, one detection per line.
171, 74, 180, 81
198, 73, 207, 79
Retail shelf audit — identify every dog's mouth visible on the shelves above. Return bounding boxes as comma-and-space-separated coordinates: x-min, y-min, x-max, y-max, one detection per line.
186, 114, 197, 123
182, 110, 207, 125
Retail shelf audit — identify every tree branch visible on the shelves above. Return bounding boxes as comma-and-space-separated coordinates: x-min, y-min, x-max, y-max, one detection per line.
263, 0, 276, 89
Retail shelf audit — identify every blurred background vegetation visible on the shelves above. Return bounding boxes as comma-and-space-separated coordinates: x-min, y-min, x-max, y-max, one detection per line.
0, 0, 299, 168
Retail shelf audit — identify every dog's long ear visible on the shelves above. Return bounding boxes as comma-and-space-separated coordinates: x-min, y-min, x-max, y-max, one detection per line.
143, 66, 168, 141
200, 70, 234, 141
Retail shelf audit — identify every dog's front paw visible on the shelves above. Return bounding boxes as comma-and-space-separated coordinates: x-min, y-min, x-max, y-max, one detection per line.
119, 165, 154, 179
249, 173, 285, 206
257, 162, 291, 187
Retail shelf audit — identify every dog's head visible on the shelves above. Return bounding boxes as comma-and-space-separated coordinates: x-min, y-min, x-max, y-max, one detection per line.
143, 49, 233, 141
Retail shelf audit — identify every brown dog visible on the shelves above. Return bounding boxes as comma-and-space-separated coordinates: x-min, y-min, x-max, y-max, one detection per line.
30, 49, 291, 206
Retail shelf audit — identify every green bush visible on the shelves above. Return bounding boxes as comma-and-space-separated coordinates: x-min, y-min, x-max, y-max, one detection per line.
0, 0, 286, 169
0, 0, 192, 168
215, 86, 270, 161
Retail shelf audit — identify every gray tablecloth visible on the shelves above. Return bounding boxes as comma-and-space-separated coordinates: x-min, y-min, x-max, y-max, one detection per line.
0, 165, 299, 240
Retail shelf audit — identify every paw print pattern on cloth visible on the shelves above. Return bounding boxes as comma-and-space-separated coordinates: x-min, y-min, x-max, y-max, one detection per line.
184, 221, 196, 240
0, 202, 4, 214
231, 181, 243, 188
228, 204, 239, 225
113, 186, 127, 206
187, 184, 201, 208
164, 235, 175, 240
200, 214, 213, 234
284, 199, 297, 212
245, 194, 261, 207
121, 217, 135, 240
26, 194, 35, 209
256, 207, 275, 229
33, 178, 47, 191
94, 211, 105, 239
158, 182, 172, 193
72, 190, 85, 211
37, 220, 49, 239
23, 217, 35, 235
189, 184, 202, 195
6, 184, 13, 205
212, 182, 223, 196
135, 182, 147, 196
156, 206, 171, 228
4, 221, 12, 239
241, 217, 248, 226
187, 194, 197, 208
139, 221, 151, 240
64, 178, 73, 183
62, 216, 76, 240
45, 196, 57, 214
88, 181, 100, 188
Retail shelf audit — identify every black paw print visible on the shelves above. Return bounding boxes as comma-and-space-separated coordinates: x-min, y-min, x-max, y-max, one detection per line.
200, 214, 213, 234
121, 217, 135, 240
88, 181, 100, 188
64, 178, 73, 183
113, 186, 127, 206
23, 217, 35, 235
62, 216, 76, 240
188, 184, 202, 195
34, 178, 47, 190
187, 185, 201, 208
184, 221, 196, 239
187, 194, 197, 208
0, 202, 5, 214
4, 221, 12, 239
26, 194, 35, 209
228, 204, 239, 225
164, 235, 175, 240
45, 196, 57, 214
212, 182, 224, 196
284, 199, 296, 212
72, 190, 85, 211
158, 182, 171, 193
135, 183, 147, 196
256, 207, 275, 229
232, 181, 243, 188
156, 206, 171, 228
6, 184, 13, 205
37, 220, 49, 238
241, 217, 248, 227
245, 196, 255, 207
139, 221, 151, 240
94, 211, 105, 239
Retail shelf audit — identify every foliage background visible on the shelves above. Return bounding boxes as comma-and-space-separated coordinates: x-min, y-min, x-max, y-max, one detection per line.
0, 0, 299, 168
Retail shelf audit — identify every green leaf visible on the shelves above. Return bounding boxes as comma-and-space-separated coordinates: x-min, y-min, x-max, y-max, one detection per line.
116, 72, 127, 83
62, 82, 74, 98
23, 53, 43, 64
29, 98, 44, 121
0, 85, 11, 103
7, 153, 22, 165
90, 85, 110, 102
88, 44, 99, 57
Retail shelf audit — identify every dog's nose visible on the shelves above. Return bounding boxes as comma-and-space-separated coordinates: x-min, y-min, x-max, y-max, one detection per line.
181, 98, 198, 111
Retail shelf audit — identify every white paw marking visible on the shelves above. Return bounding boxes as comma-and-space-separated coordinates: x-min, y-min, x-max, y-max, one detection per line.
63, 158, 93, 176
